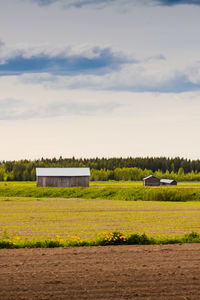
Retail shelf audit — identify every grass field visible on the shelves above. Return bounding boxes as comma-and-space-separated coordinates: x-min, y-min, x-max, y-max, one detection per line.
2, 180, 200, 188
94, 181, 200, 187
1, 197, 200, 240
1, 181, 200, 202
93, 181, 200, 187
1, 181, 200, 248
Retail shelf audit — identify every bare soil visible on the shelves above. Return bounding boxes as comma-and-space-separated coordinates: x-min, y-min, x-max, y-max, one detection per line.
0, 244, 200, 300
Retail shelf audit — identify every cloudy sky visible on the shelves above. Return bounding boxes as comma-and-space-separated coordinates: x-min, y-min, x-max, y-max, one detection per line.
0, 0, 200, 160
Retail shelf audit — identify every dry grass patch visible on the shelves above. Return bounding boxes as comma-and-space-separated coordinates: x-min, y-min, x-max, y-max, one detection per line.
1, 198, 200, 240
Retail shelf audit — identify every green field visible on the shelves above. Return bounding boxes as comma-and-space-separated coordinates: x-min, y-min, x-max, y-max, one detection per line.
1, 181, 200, 246
1, 181, 200, 202
1, 197, 200, 240
1, 180, 200, 188
92, 181, 200, 187
93, 181, 200, 187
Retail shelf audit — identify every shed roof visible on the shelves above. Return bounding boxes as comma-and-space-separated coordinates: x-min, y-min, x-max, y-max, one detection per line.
143, 175, 159, 181
36, 168, 90, 177
160, 179, 176, 184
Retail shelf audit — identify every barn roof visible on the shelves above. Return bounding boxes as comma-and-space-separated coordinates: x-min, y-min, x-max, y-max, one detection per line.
36, 168, 90, 177
143, 175, 158, 181
160, 179, 176, 184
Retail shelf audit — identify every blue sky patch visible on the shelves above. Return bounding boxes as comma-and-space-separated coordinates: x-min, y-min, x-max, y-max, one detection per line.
0, 48, 132, 76
29, 0, 200, 7
155, 0, 200, 6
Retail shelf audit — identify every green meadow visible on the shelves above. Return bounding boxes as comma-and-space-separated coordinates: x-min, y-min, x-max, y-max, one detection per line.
1, 181, 200, 201
1, 198, 200, 240
1, 181, 200, 248
1, 180, 200, 188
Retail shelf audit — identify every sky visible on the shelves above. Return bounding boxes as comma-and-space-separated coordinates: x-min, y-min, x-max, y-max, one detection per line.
0, 0, 200, 160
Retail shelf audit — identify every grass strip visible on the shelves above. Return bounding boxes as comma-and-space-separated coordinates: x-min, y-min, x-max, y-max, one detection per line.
1, 231, 200, 249
0, 185, 200, 201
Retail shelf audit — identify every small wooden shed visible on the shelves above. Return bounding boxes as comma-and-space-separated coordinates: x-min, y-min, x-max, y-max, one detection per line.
160, 179, 177, 185
36, 168, 90, 187
143, 175, 160, 186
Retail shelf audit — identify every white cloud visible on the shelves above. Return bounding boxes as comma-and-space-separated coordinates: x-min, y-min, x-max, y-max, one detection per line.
18, 52, 200, 93
0, 42, 199, 94
0, 97, 120, 120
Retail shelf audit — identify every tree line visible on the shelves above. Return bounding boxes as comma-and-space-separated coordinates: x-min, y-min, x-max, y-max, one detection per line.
90, 167, 200, 181
0, 156, 200, 181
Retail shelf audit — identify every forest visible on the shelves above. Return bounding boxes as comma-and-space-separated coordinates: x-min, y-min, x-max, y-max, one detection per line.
0, 156, 200, 181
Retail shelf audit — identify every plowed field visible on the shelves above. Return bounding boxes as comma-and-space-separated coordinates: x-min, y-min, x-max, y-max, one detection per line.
1, 244, 200, 299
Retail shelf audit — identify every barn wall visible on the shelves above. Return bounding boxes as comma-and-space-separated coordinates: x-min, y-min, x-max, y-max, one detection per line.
143, 177, 160, 186
37, 176, 89, 187
170, 181, 177, 185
